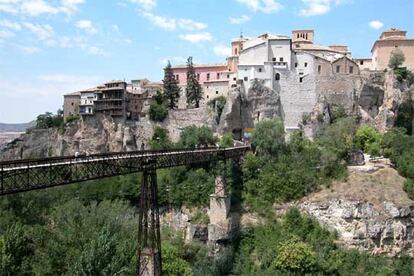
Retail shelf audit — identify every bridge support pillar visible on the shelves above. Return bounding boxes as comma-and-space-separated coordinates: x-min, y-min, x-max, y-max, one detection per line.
137, 161, 162, 276
208, 175, 231, 242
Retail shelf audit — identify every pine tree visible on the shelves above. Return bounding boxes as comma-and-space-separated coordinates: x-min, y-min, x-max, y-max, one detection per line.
185, 57, 203, 108
163, 61, 181, 109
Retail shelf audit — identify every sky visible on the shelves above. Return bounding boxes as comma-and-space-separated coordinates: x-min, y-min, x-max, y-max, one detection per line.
0, 0, 413, 123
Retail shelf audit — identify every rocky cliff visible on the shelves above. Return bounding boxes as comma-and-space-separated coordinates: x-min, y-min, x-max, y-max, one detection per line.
0, 107, 215, 160
299, 167, 414, 257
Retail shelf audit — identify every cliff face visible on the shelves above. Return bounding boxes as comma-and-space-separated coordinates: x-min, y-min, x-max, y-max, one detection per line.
0, 107, 215, 160
299, 167, 414, 257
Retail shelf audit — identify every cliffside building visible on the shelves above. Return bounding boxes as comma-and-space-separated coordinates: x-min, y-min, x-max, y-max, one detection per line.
63, 92, 80, 122
94, 81, 127, 119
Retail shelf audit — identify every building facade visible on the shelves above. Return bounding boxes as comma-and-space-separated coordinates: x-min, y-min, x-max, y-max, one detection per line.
94, 81, 127, 119
63, 92, 80, 122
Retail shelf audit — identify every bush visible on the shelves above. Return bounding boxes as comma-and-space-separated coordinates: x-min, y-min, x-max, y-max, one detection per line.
388, 49, 405, 69
35, 112, 64, 129
219, 132, 234, 147
354, 126, 382, 156
149, 91, 168, 122
65, 114, 80, 124
178, 126, 217, 148
251, 118, 285, 156
395, 100, 414, 135
403, 179, 414, 200
150, 127, 171, 150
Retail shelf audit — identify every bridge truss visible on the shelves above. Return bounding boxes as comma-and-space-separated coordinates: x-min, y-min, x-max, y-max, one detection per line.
0, 146, 248, 275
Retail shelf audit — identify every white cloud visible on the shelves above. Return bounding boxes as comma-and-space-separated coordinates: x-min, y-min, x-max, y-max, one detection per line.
236, 0, 282, 14
86, 45, 108, 56
141, 11, 207, 32
0, 19, 22, 30
179, 32, 213, 43
18, 45, 42, 54
0, 0, 84, 16
299, 0, 349, 17
141, 12, 176, 30
0, 29, 15, 39
369, 20, 384, 30
229, 15, 251, 24
75, 20, 97, 34
129, 0, 156, 10
36, 74, 103, 85
177, 19, 207, 31
214, 45, 231, 57
23, 22, 54, 40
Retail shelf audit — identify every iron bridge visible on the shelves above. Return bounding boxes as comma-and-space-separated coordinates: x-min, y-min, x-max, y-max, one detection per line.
0, 146, 249, 276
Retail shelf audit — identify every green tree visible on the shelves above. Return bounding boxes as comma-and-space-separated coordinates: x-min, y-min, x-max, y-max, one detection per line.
178, 125, 217, 148
219, 132, 234, 147
273, 237, 317, 273
185, 57, 202, 108
150, 127, 171, 150
395, 100, 414, 135
149, 90, 168, 122
388, 49, 405, 69
354, 126, 382, 156
162, 241, 192, 276
251, 118, 285, 156
163, 61, 181, 110
36, 112, 64, 129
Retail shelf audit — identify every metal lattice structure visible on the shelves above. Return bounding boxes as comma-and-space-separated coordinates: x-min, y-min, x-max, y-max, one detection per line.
0, 146, 249, 276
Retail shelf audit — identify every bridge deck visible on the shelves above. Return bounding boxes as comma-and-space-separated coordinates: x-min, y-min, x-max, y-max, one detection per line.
0, 146, 249, 196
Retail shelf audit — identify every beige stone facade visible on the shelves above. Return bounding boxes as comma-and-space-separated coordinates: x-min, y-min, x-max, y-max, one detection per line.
63, 92, 80, 122
371, 28, 414, 70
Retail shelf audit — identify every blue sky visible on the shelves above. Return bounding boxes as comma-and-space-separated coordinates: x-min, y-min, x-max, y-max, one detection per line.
0, 0, 413, 123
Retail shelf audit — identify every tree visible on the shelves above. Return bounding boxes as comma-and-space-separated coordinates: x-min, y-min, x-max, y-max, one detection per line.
149, 91, 168, 122
163, 61, 181, 110
251, 118, 285, 156
185, 57, 202, 108
354, 126, 382, 156
36, 112, 64, 129
178, 125, 217, 148
219, 132, 234, 147
388, 49, 405, 69
150, 127, 171, 150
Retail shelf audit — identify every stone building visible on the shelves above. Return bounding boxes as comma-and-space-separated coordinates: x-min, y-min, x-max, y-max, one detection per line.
79, 88, 97, 116
63, 92, 80, 122
94, 81, 127, 119
371, 28, 414, 70
126, 79, 162, 120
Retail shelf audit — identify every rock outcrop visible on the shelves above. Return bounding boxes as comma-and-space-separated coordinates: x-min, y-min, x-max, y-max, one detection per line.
299, 168, 414, 257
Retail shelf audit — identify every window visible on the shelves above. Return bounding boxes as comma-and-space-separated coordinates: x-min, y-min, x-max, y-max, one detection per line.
235, 48, 238, 55
227, 74, 230, 78
217, 73, 220, 79
233, 77, 237, 81
71, 102, 74, 106
318, 65, 321, 74
207, 95, 209, 99
207, 73, 210, 80
258, 68, 262, 72
272, 57, 276, 62
299, 77, 303, 83
279, 57, 284, 62
197, 73, 200, 80
349, 66, 354, 74
336, 65, 340, 73
295, 62, 298, 68
244, 76, 248, 81
216, 91, 219, 94
360, 60, 364, 65
296, 44, 300, 48
304, 62, 308, 67
176, 74, 179, 81
275, 73, 280, 81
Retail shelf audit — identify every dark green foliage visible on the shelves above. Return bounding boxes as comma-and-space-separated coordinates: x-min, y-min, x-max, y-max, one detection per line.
330, 105, 348, 123
36, 112, 64, 129
395, 100, 414, 135
233, 208, 414, 275
403, 179, 414, 200
161, 241, 192, 276
220, 132, 234, 147
65, 114, 80, 124
150, 127, 171, 150
178, 125, 217, 148
208, 96, 227, 123
317, 117, 357, 159
185, 57, 202, 108
251, 118, 285, 156
163, 61, 181, 110
149, 90, 168, 122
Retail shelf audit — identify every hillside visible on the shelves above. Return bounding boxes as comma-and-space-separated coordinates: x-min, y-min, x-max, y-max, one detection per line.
0, 121, 34, 132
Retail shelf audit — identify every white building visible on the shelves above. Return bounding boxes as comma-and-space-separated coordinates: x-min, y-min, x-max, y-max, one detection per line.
79, 88, 97, 115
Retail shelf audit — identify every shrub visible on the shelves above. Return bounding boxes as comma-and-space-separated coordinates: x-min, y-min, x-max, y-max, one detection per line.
35, 112, 64, 129
354, 126, 382, 156
395, 100, 414, 135
251, 118, 285, 156
403, 179, 414, 200
150, 127, 171, 150
65, 114, 80, 124
388, 49, 405, 69
149, 90, 168, 122
219, 132, 234, 147
178, 126, 217, 148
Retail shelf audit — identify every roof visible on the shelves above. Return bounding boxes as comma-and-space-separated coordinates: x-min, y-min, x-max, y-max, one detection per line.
64, 91, 81, 97
104, 80, 126, 84
296, 43, 345, 53
171, 63, 227, 69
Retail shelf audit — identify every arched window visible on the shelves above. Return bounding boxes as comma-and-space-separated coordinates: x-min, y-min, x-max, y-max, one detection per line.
275, 73, 280, 81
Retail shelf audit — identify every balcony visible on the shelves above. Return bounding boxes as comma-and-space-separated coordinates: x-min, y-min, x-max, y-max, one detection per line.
272, 62, 288, 69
